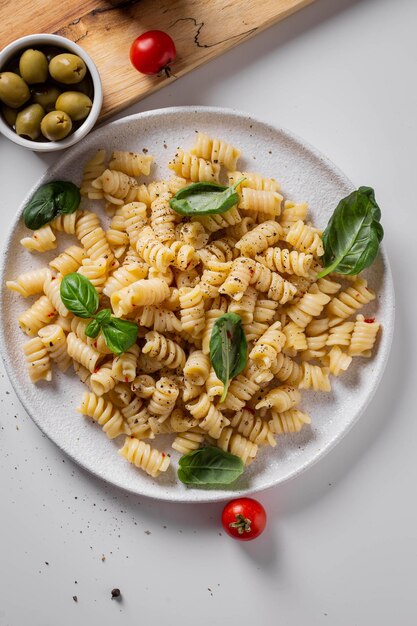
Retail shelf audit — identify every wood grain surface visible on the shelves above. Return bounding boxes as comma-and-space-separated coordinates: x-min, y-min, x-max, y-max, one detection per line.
0, 0, 315, 120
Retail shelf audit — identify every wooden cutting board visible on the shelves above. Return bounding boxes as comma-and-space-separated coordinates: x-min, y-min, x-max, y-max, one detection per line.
0, 0, 315, 120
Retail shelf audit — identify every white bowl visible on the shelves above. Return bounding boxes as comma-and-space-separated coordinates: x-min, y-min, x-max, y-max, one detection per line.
0, 34, 103, 152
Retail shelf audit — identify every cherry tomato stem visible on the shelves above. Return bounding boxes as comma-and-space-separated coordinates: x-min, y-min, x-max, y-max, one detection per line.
222, 498, 267, 541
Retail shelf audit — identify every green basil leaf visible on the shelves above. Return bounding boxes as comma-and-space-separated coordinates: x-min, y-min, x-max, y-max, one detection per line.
23, 181, 81, 230
210, 313, 247, 402
101, 317, 138, 355
85, 319, 101, 339
177, 446, 244, 485
317, 186, 384, 278
60, 273, 99, 319
94, 309, 112, 324
170, 179, 244, 216
51, 181, 81, 215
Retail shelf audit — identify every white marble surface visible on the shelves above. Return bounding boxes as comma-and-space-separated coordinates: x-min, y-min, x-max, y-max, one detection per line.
0, 0, 415, 623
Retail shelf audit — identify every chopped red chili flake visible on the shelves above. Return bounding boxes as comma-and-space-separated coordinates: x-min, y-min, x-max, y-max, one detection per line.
226, 331, 232, 340
93, 341, 97, 348
93, 366, 100, 373
125, 376, 129, 383
364, 317, 375, 323
161, 452, 165, 457
51, 276, 56, 280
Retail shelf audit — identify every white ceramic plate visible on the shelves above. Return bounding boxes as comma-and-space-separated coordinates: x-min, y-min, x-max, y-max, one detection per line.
0, 107, 394, 503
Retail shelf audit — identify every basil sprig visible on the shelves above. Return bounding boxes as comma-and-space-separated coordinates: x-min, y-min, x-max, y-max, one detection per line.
60, 273, 138, 355
169, 179, 244, 216
178, 447, 244, 485
317, 186, 384, 278
210, 313, 247, 402
23, 181, 81, 230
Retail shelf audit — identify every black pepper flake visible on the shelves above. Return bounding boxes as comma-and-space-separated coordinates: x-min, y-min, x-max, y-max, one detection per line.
142, 148, 148, 153
73, 595, 78, 603
111, 588, 121, 599
144, 530, 151, 535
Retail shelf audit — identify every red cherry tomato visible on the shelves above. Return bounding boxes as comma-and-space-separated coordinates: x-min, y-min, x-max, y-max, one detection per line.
130, 30, 176, 76
222, 498, 267, 541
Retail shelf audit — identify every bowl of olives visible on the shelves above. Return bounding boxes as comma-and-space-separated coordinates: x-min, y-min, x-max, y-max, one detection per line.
0, 34, 102, 151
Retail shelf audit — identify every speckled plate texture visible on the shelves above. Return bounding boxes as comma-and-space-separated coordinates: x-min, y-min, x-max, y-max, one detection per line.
0, 107, 394, 503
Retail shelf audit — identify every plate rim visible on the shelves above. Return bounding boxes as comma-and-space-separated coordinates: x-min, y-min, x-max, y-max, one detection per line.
0, 105, 395, 503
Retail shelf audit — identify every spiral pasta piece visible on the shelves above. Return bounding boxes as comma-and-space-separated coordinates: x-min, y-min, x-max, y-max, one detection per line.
21, 225, 56, 252
169, 148, 220, 182
216, 428, 258, 465
287, 285, 331, 328
76, 211, 114, 267
199, 261, 232, 299
135, 226, 175, 271
286, 220, 324, 257
169, 240, 199, 271
326, 321, 354, 346
205, 368, 224, 400
249, 321, 286, 370
136, 306, 182, 334
255, 247, 313, 277
236, 221, 283, 257
186, 393, 230, 439
282, 321, 308, 352
184, 350, 210, 386
49, 245, 86, 276
219, 363, 265, 411
230, 408, 276, 447
50, 211, 81, 235
348, 314, 380, 356
80, 149, 107, 198
92, 169, 138, 205
106, 207, 129, 257
7, 268, 50, 297
323, 346, 352, 376
239, 188, 283, 217
228, 286, 257, 324
111, 278, 170, 317
119, 437, 170, 477
142, 330, 186, 370
168, 175, 189, 195
18, 295, 56, 336
190, 132, 240, 170
150, 193, 178, 243
67, 332, 102, 373
243, 296, 278, 342
172, 430, 205, 454
121, 202, 148, 246
194, 207, 241, 234
78, 257, 108, 293
179, 285, 205, 337
299, 362, 331, 392
23, 337, 52, 383
279, 201, 308, 228
131, 374, 155, 398
256, 385, 300, 411
178, 221, 209, 249
250, 261, 298, 304
38, 324, 71, 372
78, 391, 130, 439
326, 278, 375, 325
112, 344, 139, 382
109, 150, 153, 176
269, 409, 311, 435
148, 376, 179, 422
103, 255, 148, 297
90, 362, 116, 396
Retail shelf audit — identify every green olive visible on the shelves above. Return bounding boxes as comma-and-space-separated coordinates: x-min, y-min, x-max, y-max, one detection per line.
40, 110, 72, 141
31, 84, 61, 112
49, 54, 87, 85
0, 72, 30, 108
15, 103, 45, 140
1, 105, 18, 128
19, 49, 48, 84
55, 91, 92, 121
